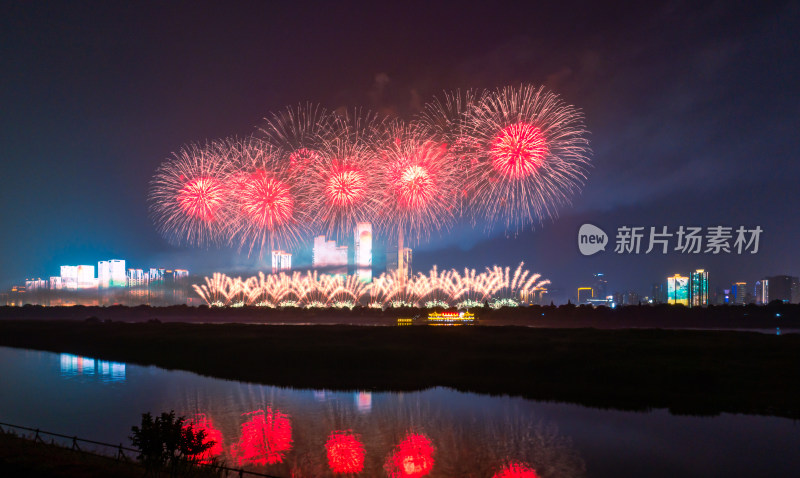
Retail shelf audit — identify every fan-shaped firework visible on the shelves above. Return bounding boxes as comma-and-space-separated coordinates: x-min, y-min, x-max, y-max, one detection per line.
192, 262, 549, 309
224, 137, 309, 256
459, 85, 591, 231
306, 111, 382, 239
148, 141, 231, 246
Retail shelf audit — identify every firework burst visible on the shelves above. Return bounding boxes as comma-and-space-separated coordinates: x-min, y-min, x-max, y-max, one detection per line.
223, 137, 309, 257
458, 84, 591, 231
259, 103, 337, 177
306, 111, 382, 238
374, 121, 459, 244
148, 141, 230, 246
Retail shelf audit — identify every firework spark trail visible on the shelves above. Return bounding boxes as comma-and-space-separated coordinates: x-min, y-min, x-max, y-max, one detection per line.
192, 263, 549, 308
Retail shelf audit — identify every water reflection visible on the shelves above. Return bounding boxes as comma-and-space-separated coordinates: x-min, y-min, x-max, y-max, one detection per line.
59, 353, 126, 382
174, 386, 584, 477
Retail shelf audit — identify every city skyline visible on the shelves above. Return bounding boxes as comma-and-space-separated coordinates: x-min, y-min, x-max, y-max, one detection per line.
1, 1, 798, 302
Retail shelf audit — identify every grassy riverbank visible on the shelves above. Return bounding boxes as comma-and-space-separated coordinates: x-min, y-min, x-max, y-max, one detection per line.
1, 320, 798, 418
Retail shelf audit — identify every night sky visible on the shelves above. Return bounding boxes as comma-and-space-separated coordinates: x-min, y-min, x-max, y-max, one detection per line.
2, 0, 798, 301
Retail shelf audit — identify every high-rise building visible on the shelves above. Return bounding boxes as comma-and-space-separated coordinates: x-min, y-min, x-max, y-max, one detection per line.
754, 279, 769, 305
98, 260, 109, 287
592, 273, 607, 301
127, 269, 147, 286
651, 282, 667, 304
577, 287, 593, 304
271, 250, 292, 274
108, 260, 126, 287
313, 235, 348, 276
792, 277, 800, 304
60, 266, 78, 290
689, 269, 709, 307
49, 276, 63, 290
354, 223, 372, 283
731, 282, 747, 305
386, 246, 412, 278
149, 268, 165, 284
667, 274, 689, 305
77, 265, 96, 289
765, 275, 794, 303
25, 278, 47, 291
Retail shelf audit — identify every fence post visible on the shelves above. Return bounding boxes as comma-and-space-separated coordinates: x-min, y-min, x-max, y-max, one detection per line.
239, 468, 244, 477
34, 429, 43, 443
72, 436, 81, 451
117, 443, 126, 460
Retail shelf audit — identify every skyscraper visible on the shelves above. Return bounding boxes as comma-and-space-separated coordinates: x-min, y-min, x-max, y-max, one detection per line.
689, 269, 709, 307
792, 277, 800, 304
731, 282, 747, 305
754, 279, 769, 305
592, 273, 607, 300
354, 223, 372, 283
271, 250, 292, 274
386, 246, 412, 278
577, 287, 593, 304
667, 274, 689, 305
313, 235, 348, 276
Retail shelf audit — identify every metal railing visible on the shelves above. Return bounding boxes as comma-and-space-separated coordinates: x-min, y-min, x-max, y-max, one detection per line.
0, 421, 281, 477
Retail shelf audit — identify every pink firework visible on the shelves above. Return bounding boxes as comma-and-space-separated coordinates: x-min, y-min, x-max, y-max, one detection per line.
177, 177, 226, 221
457, 84, 591, 231
149, 141, 230, 246
259, 103, 336, 178
224, 137, 308, 256
375, 122, 457, 244
490, 122, 548, 179
307, 110, 381, 238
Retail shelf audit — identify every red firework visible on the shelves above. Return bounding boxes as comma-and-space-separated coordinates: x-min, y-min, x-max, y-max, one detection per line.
325, 430, 366, 474
240, 170, 295, 230
490, 123, 548, 179
288, 148, 319, 174
177, 177, 226, 221
234, 408, 293, 466
183, 414, 224, 464
326, 162, 367, 208
384, 432, 435, 478
376, 122, 457, 242
149, 141, 230, 247
492, 462, 539, 478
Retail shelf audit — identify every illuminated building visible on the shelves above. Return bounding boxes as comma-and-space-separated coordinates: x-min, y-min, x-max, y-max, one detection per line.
667, 274, 689, 305
354, 391, 372, 413
99, 259, 126, 287
689, 269, 709, 307
77, 265, 96, 289
149, 268, 165, 283
765, 275, 795, 303
61, 265, 78, 290
313, 235, 348, 276
386, 246, 412, 278
49, 276, 63, 290
271, 250, 292, 274
354, 222, 372, 283
755, 279, 769, 305
577, 287, 593, 304
25, 278, 47, 291
173, 269, 189, 280
792, 278, 800, 304
651, 282, 667, 304
732, 282, 747, 305
592, 273, 607, 300
127, 268, 147, 286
